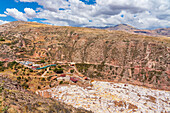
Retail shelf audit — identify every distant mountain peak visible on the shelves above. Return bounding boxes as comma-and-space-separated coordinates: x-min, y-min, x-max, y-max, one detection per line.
109, 24, 137, 31
87, 24, 170, 37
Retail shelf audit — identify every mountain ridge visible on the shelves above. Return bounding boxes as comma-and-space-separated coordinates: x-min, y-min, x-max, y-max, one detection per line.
87, 24, 170, 37
1, 21, 170, 37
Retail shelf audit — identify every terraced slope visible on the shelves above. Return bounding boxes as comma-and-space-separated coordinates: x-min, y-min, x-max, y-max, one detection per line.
0, 21, 169, 90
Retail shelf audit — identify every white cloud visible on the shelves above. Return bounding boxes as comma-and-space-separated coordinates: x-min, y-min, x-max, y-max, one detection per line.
20, 0, 69, 11
24, 8, 36, 18
0, 20, 9, 25
0, 14, 7, 17
4, 8, 27, 21
14, 0, 170, 29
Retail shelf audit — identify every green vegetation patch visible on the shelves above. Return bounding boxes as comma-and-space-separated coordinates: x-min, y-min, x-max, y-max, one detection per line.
0, 37, 5, 41
7, 61, 19, 69
53, 67, 64, 74
0, 61, 6, 72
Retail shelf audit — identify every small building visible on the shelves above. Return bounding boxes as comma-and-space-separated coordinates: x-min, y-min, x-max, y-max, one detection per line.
28, 64, 32, 66
60, 74, 66, 77
25, 61, 33, 65
32, 64, 40, 68
32, 66, 37, 69
33, 64, 40, 67
57, 77, 64, 81
65, 75, 70, 81
70, 77, 79, 83
70, 62, 75, 66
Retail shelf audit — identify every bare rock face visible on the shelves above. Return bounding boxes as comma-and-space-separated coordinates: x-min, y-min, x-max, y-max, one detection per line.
0, 21, 169, 90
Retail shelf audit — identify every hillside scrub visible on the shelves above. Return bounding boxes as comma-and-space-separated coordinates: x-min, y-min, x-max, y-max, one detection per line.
0, 76, 92, 113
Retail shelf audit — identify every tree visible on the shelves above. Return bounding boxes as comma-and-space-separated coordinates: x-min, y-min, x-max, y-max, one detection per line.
38, 86, 41, 89
70, 69, 74, 73
40, 60, 45, 63
41, 78, 46, 81
7, 61, 18, 69
58, 65, 61, 68
59, 81, 63, 84
25, 78, 29, 82
47, 76, 53, 81
0, 37, 5, 41
53, 68, 64, 74
0, 61, 4, 66
29, 69, 33, 72
17, 76, 21, 80
22, 83, 29, 89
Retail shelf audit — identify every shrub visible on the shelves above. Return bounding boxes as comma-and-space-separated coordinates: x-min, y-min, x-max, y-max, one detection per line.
54, 68, 63, 74
0, 61, 4, 66
59, 81, 63, 84
70, 69, 74, 73
47, 76, 53, 81
0, 86, 4, 93
0, 38, 5, 41
25, 78, 29, 82
38, 86, 41, 89
40, 60, 45, 63
41, 78, 46, 81
53, 68, 57, 72
17, 76, 21, 80
22, 83, 29, 89
0, 66, 5, 72
7, 61, 18, 69
49, 84, 51, 87
97, 73, 102, 77
29, 69, 33, 72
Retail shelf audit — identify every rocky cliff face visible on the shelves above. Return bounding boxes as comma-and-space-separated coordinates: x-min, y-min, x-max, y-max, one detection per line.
0, 21, 169, 90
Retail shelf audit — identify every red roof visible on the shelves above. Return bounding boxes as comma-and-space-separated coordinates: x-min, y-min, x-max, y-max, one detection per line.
60, 74, 66, 77
32, 66, 37, 68
70, 77, 78, 82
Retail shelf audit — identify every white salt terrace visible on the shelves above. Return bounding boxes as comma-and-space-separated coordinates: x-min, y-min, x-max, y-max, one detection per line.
36, 81, 170, 113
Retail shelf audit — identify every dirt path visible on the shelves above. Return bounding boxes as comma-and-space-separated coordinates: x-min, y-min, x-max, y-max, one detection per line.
41, 67, 49, 77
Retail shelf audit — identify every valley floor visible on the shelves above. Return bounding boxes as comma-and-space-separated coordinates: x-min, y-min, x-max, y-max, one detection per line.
36, 81, 170, 113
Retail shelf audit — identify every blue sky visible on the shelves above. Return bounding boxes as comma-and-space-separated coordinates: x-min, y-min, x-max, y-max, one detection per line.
0, 0, 170, 29
0, 0, 41, 22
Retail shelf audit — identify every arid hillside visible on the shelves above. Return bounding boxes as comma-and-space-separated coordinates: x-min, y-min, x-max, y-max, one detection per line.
0, 76, 91, 113
0, 21, 169, 90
